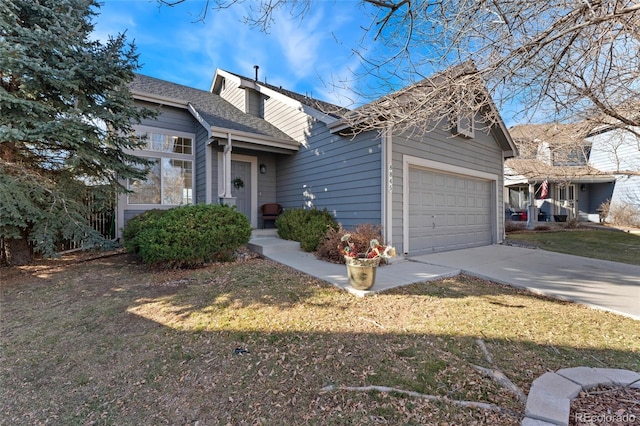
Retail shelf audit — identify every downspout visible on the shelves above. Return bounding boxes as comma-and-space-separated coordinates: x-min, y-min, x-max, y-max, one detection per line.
219, 133, 233, 200
382, 126, 393, 248
205, 137, 214, 204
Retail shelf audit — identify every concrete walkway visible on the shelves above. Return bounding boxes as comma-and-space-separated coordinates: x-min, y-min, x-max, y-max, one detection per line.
248, 231, 640, 320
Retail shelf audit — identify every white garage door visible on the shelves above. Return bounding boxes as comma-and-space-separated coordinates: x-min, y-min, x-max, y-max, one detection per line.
408, 167, 493, 254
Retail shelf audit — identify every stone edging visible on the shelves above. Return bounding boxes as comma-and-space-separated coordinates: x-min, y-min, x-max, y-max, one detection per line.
522, 367, 640, 426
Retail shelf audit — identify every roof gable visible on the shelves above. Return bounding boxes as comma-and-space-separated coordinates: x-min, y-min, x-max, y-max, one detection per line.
212, 69, 346, 125
328, 61, 517, 156
130, 74, 297, 148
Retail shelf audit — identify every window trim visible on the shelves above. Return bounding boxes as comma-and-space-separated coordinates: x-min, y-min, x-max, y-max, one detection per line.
126, 126, 196, 207
133, 125, 195, 156
456, 114, 475, 138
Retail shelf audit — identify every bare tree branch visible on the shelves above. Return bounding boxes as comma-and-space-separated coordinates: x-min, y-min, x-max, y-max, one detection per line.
157, 0, 640, 138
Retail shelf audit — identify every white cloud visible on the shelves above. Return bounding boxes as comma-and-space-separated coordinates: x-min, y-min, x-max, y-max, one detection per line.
270, 8, 326, 79
91, 0, 374, 102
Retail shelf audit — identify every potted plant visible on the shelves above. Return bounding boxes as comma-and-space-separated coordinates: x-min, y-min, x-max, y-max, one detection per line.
338, 234, 396, 290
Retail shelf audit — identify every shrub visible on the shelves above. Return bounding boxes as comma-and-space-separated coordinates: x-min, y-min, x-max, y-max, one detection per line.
608, 201, 640, 227
122, 209, 166, 253
598, 199, 610, 223
124, 204, 251, 268
315, 226, 348, 263
565, 217, 580, 229
275, 208, 338, 252
505, 221, 526, 233
316, 224, 385, 264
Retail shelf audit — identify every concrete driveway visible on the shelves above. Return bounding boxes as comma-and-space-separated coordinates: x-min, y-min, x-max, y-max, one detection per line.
409, 245, 640, 320
249, 233, 640, 320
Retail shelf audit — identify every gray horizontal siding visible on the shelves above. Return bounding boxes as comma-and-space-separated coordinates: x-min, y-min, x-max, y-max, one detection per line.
277, 124, 383, 228
194, 125, 209, 204
246, 90, 264, 118
256, 153, 278, 207
135, 101, 198, 134
611, 175, 640, 206
264, 98, 313, 143
588, 127, 640, 173
220, 79, 246, 112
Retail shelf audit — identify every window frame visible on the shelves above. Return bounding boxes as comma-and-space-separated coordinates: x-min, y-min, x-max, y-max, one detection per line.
456, 114, 475, 138
127, 126, 196, 207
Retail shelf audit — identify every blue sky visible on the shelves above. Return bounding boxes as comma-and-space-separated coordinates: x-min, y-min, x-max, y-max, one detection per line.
92, 0, 372, 107
92, 1, 525, 126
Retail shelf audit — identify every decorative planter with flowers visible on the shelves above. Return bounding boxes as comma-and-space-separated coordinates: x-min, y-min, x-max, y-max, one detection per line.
338, 234, 396, 290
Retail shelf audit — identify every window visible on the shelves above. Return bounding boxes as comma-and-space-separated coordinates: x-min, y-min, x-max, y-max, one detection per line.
508, 186, 529, 209
556, 184, 575, 202
136, 131, 193, 155
128, 128, 195, 206
456, 114, 475, 138
128, 158, 193, 205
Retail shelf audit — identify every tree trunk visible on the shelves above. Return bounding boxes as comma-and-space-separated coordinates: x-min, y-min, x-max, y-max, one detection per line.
3, 234, 33, 266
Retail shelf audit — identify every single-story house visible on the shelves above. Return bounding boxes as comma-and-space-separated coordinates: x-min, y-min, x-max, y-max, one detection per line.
505, 122, 640, 224
119, 65, 517, 255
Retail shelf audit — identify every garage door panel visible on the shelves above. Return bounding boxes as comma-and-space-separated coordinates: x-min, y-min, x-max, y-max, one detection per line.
408, 167, 493, 254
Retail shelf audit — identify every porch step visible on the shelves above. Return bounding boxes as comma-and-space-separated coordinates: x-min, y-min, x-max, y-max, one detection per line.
251, 229, 278, 238
248, 230, 299, 256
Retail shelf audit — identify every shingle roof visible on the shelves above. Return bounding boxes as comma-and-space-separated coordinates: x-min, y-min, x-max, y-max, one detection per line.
504, 158, 611, 181
130, 74, 297, 145
509, 123, 586, 146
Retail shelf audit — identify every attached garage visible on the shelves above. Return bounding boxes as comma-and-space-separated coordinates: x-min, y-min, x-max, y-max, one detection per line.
403, 157, 499, 256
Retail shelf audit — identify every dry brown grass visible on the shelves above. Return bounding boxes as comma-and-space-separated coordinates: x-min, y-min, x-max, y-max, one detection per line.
1, 251, 638, 425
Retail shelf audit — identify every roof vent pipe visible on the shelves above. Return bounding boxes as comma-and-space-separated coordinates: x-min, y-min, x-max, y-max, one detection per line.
254, 65, 259, 81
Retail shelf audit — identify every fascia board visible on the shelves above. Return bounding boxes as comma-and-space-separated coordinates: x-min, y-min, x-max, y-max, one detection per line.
132, 91, 188, 109
210, 69, 243, 93
187, 103, 213, 139
210, 127, 299, 151
328, 117, 356, 134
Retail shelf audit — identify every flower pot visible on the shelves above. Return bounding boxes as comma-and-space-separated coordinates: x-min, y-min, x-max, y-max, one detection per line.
344, 255, 380, 290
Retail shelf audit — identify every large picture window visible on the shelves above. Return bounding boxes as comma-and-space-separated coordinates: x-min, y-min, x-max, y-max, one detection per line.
128, 158, 193, 205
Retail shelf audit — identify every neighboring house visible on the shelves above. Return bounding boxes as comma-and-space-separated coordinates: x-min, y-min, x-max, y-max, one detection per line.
119, 66, 517, 256
587, 124, 640, 223
504, 122, 640, 224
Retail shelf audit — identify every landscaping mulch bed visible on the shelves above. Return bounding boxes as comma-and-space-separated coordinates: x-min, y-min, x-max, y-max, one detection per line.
570, 385, 640, 425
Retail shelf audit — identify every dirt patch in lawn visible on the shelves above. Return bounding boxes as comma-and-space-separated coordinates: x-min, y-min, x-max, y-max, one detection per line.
1, 251, 638, 424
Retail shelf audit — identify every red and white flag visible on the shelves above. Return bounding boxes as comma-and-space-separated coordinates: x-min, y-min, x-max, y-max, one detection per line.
540, 179, 548, 199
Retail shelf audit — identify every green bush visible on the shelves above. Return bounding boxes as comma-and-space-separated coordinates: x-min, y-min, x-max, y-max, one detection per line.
275, 207, 338, 252
122, 209, 166, 253
123, 204, 251, 268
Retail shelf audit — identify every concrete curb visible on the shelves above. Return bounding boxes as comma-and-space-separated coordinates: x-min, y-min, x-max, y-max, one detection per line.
522, 367, 640, 425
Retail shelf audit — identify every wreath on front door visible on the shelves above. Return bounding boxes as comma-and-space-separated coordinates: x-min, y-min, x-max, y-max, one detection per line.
233, 177, 244, 189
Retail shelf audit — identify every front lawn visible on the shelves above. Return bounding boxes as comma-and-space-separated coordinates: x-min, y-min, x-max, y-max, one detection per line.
1, 253, 638, 424
506, 228, 640, 265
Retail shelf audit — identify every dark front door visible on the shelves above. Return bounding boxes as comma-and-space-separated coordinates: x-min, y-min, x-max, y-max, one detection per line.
231, 160, 251, 221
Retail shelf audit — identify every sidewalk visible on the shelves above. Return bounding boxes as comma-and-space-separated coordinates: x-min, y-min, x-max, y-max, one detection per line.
248, 231, 640, 320
247, 232, 460, 295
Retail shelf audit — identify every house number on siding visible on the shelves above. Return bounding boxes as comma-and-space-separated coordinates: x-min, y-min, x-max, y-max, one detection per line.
387, 164, 393, 192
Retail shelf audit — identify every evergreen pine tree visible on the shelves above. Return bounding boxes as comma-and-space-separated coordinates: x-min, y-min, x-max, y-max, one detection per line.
0, 0, 154, 265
